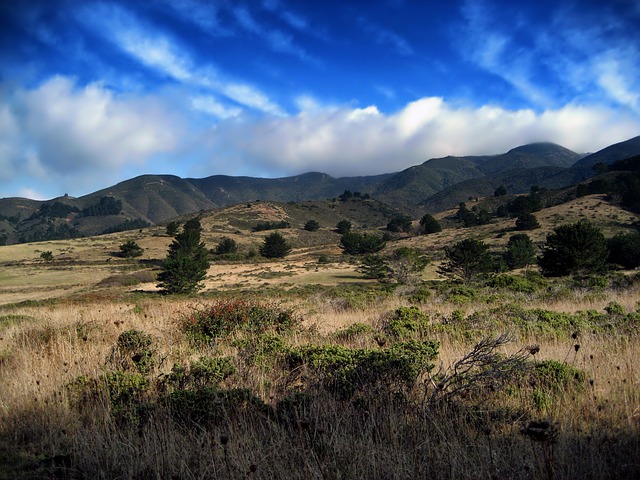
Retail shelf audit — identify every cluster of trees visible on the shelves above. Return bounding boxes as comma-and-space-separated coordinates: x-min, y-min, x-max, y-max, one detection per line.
30, 201, 79, 220
82, 197, 123, 217
253, 220, 290, 231
338, 190, 370, 201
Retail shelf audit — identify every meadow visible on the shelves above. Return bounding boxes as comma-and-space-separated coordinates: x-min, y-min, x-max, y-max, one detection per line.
1, 197, 639, 479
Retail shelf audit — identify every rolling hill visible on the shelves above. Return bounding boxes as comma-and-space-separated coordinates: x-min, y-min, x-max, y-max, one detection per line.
1, 135, 639, 245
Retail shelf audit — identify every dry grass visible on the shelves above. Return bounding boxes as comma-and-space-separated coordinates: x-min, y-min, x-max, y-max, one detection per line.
1, 286, 638, 479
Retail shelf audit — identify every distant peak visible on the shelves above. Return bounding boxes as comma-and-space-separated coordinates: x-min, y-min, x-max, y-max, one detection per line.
507, 142, 575, 155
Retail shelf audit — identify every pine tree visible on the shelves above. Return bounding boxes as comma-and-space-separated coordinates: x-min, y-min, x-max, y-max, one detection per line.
260, 232, 291, 258
157, 218, 210, 294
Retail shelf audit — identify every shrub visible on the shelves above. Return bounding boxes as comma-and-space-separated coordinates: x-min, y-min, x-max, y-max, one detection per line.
382, 306, 429, 338
166, 356, 236, 389
40, 251, 54, 262
253, 220, 290, 231
386, 215, 412, 233
107, 329, 156, 374
286, 340, 439, 399
419, 214, 442, 234
303, 219, 320, 231
182, 299, 300, 343
119, 240, 144, 258
215, 237, 238, 255
336, 219, 352, 234
533, 360, 585, 391
260, 232, 291, 258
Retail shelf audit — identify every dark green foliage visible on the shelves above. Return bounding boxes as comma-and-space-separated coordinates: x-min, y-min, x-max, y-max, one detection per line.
538, 220, 608, 277
504, 233, 536, 269
456, 202, 478, 227
439, 238, 494, 283
182, 299, 300, 343
515, 212, 540, 230
608, 231, 640, 269
476, 209, 492, 225
260, 232, 291, 258
40, 251, 54, 262
419, 213, 442, 234
82, 196, 122, 217
109, 329, 156, 374
387, 247, 430, 284
119, 240, 144, 258
19, 222, 82, 243
32, 201, 79, 219
286, 340, 439, 398
386, 215, 412, 233
507, 193, 542, 216
166, 387, 270, 426
340, 232, 386, 255
358, 254, 390, 280
101, 218, 151, 235
165, 221, 180, 236
335, 219, 352, 234
494, 185, 507, 197
253, 220, 290, 231
157, 218, 210, 294
215, 237, 238, 255
303, 219, 320, 231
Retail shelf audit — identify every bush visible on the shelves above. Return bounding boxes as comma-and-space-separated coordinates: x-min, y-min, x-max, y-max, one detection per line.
303, 219, 320, 231
182, 299, 300, 343
119, 240, 144, 258
336, 219, 352, 234
382, 306, 429, 339
386, 215, 412, 233
253, 220, 290, 231
260, 232, 291, 258
40, 251, 54, 262
285, 340, 439, 399
538, 220, 608, 277
215, 237, 238, 255
419, 214, 442, 234
107, 329, 156, 374
166, 356, 236, 389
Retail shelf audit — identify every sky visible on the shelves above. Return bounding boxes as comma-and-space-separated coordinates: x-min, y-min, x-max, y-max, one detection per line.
1, 0, 639, 200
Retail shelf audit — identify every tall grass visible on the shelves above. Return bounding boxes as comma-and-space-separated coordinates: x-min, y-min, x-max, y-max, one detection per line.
0, 286, 638, 479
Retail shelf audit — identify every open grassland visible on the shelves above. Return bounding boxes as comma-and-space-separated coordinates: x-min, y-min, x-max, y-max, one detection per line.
0, 279, 639, 479
1, 194, 640, 478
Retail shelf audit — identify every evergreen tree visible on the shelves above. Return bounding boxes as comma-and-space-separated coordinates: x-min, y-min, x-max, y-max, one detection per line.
503, 234, 536, 269
157, 218, 210, 294
608, 232, 640, 269
260, 232, 292, 258
538, 220, 608, 277
439, 238, 493, 284
215, 237, 238, 255
119, 240, 144, 258
515, 212, 540, 230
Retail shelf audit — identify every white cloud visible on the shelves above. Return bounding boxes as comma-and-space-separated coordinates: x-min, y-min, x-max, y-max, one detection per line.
203, 98, 640, 178
0, 76, 177, 195
191, 95, 242, 119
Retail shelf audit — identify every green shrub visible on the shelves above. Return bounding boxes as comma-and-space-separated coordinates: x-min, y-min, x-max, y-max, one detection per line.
182, 299, 300, 343
533, 360, 585, 391
334, 323, 374, 341
166, 356, 236, 389
382, 306, 429, 338
304, 219, 320, 231
108, 329, 156, 374
234, 333, 288, 366
285, 340, 439, 399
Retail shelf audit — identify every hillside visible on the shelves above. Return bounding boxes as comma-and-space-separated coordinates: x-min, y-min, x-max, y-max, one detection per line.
2, 135, 640, 245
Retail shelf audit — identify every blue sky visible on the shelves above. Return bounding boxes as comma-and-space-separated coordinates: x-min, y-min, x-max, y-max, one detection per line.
1, 0, 639, 200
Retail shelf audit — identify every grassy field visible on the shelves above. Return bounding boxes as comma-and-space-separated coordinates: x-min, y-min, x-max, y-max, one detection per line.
1, 196, 639, 478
